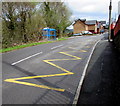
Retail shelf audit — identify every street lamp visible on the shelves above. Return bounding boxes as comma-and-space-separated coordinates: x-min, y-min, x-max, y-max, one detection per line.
108, 0, 112, 42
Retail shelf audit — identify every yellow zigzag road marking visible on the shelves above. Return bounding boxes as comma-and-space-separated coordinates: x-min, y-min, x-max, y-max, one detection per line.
4, 52, 82, 92
68, 47, 87, 52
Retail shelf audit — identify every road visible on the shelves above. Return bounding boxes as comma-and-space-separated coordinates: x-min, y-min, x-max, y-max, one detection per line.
2, 34, 104, 104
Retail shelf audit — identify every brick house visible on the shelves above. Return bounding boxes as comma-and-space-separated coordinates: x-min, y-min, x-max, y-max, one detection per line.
73, 19, 98, 34
97, 22, 104, 33
73, 19, 88, 34
97, 21, 106, 33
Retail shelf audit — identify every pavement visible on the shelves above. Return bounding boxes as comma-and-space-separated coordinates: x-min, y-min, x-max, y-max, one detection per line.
77, 34, 120, 104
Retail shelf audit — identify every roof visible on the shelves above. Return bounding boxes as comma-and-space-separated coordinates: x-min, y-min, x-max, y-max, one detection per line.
43, 28, 56, 31
73, 19, 86, 25
99, 21, 106, 25
97, 23, 102, 28
73, 19, 98, 26
85, 20, 97, 25
80, 19, 86, 22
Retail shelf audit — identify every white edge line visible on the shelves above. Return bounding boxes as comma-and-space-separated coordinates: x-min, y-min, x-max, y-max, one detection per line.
51, 44, 64, 50
11, 52, 43, 65
72, 40, 101, 105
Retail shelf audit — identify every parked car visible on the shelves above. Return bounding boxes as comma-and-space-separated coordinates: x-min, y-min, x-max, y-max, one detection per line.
100, 29, 105, 34
73, 33, 82, 36
88, 31, 93, 35
82, 31, 93, 35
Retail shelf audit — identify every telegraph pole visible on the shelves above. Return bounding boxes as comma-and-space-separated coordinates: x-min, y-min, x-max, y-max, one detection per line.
108, 0, 112, 42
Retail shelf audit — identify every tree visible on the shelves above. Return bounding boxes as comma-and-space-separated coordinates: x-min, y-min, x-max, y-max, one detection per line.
16, 2, 37, 43
40, 2, 72, 37
2, 2, 72, 48
25, 9, 46, 41
2, 2, 39, 47
2, 2, 18, 47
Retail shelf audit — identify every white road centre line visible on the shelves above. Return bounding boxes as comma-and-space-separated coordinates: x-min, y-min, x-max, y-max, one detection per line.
11, 52, 43, 65
51, 44, 64, 50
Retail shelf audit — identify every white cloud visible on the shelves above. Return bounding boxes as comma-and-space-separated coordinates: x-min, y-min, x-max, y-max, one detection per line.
66, 0, 109, 13
80, 5, 96, 13
65, 0, 120, 21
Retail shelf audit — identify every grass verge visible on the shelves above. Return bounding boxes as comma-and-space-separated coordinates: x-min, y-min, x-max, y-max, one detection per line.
0, 37, 68, 53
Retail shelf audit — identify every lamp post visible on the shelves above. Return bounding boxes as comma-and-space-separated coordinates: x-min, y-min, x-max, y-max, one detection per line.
108, 0, 112, 42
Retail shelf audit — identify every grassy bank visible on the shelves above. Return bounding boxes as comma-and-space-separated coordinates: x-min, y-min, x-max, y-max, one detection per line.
0, 37, 68, 53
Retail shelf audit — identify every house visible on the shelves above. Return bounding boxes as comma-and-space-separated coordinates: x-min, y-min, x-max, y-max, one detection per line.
99, 21, 106, 28
114, 15, 120, 37
97, 21, 105, 33
73, 19, 88, 34
73, 19, 98, 34
113, 15, 120, 52
85, 20, 98, 33
99, 21, 106, 25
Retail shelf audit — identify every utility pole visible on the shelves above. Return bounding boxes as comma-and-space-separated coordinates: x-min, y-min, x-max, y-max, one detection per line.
108, 0, 112, 42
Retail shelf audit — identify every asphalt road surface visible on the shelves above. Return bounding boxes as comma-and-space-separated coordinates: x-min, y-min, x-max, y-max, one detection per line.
2, 34, 104, 104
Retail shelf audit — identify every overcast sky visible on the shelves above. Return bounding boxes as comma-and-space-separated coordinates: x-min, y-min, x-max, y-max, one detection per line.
63, 0, 120, 22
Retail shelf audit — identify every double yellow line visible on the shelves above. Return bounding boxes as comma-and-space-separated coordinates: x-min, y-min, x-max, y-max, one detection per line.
4, 51, 82, 92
